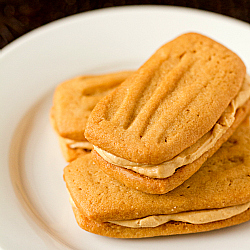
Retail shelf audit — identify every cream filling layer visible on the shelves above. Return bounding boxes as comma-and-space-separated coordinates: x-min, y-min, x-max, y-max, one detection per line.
68, 190, 250, 228
109, 201, 250, 228
65, 138, 93, 150
94, 75, 250, 178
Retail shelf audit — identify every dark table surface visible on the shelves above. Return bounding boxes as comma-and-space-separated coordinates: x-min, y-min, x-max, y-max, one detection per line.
0, 0, 250, 49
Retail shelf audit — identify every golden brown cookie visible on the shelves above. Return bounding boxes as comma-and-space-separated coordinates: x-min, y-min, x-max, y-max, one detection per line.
85, 33, 250, 194
92, 98, 250, 194
50, 71, 133, 162
64, 115, 250, 238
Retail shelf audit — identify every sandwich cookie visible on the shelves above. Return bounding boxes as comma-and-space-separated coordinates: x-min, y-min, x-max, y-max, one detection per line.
50, 71, 133, 162
85, 33, 250, 194
64, 116, 250, 238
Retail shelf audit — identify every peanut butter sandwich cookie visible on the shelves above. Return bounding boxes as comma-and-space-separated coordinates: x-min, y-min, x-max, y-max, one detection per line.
85, 32, 250, 194
64, 116, 250, 238
50, 71, 133, 162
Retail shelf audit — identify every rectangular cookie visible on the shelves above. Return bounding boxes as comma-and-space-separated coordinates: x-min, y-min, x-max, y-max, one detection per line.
50, 71, 133, 162
85, 33, 250, 194
64, 116, 250, 238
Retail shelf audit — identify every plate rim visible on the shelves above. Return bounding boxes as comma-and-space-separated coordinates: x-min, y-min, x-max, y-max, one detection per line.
1, 5, 250, 56
1, 5, 250, 250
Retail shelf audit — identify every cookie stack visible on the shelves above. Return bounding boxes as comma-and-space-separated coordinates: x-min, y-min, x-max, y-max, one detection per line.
51, 33, 250, 238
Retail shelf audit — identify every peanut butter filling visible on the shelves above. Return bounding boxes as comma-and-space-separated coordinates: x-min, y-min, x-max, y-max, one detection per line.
68, 190, 250, 228
109, 202, 250, 228
64, 138, 93, 150
94, 75, 250, 178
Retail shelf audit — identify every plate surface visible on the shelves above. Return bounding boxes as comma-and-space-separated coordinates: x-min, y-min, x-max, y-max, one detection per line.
1, 5, 250, 250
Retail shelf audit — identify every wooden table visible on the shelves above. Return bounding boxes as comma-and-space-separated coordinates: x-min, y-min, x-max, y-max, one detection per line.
0, 0, 249, 49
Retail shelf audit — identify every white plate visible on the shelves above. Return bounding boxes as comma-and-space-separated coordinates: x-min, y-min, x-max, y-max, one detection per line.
1, 5, 250, 250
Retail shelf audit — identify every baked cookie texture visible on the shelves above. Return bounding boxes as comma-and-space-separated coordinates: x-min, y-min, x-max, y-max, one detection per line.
92, 97, 250, 194
85, 32, 246, 164
50, 71, 133, 162
64, 116, 250, 238
84, 32, 250, 194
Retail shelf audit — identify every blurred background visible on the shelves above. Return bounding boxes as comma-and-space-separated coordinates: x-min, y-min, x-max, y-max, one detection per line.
0, 0, 249, 49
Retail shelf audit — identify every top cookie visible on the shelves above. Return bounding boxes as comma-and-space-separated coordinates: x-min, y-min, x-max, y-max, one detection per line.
85, 33, 246, 164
